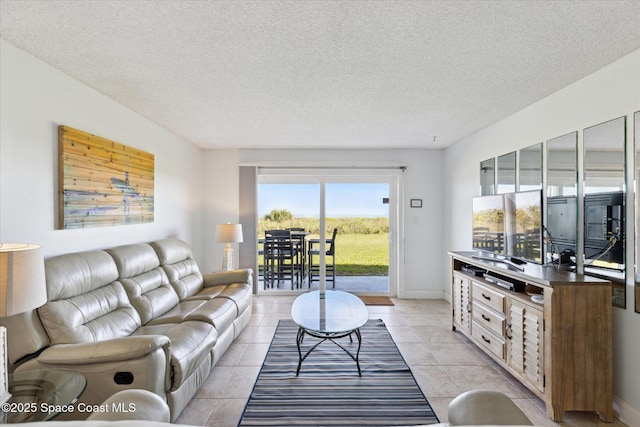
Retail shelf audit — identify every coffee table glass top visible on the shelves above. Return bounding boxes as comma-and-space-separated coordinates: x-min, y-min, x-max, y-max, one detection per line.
4, 369, 86, 423
291, 290, 368, 334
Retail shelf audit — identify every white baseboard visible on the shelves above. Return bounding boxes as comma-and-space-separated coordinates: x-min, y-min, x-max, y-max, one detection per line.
614, 396, 640, 427
443, 291, 451, 303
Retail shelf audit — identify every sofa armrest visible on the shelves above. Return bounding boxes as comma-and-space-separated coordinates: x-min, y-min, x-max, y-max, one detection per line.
37, 335, 171, 365
203, 269, 252, 287
16, 336, 173, 409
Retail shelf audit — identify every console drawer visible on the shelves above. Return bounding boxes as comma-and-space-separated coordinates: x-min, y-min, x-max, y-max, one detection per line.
472, 321, 505, 360
472, 301, 505, 337
472, 282, 505, 314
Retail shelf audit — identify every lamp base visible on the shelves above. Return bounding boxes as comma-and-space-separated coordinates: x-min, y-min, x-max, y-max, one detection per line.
221, 246, 234, 271
0, 326, 10, 405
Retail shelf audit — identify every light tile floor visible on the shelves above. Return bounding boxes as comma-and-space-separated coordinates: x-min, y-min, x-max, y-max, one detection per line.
175, 296, 627, 427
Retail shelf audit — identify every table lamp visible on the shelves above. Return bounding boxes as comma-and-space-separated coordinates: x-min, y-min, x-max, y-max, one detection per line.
0, 244, 47, 404
215, 224, 243, 271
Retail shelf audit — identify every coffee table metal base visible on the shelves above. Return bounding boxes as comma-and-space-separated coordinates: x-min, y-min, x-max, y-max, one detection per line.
296, 327, 362, 376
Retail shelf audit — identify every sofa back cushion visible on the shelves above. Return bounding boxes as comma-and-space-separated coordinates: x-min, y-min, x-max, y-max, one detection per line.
150, 238, 203, 300
38, 250, 141, 345
107, 243, 179, 324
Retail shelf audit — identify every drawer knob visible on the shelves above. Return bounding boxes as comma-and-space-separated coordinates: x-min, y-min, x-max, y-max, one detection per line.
482, 293, 491, 301
481, 314, 491, 322
481, 335, 491, 344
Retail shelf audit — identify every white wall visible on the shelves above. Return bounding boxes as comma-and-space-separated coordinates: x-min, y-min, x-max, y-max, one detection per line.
0, 40, 204, 261
443, 49, 640, 421
202, 149, 241, 273
203, 148, 445, 297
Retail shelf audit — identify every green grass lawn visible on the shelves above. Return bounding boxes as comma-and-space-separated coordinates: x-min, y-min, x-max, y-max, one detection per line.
331, 233, 388, 275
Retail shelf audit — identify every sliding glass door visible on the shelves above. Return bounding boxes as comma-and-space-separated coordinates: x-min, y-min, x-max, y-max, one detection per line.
325, 182, 390, 293
257, 168, 400, 296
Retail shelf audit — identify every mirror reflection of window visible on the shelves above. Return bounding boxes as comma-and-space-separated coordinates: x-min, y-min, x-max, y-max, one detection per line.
497, 152, 516, 194
547, 132, 577, 197
584, 117, 626, 194
480, 158, 495, 196
583, 116, 626, 308
519, 143, 542, 191
635, 111, 640, 313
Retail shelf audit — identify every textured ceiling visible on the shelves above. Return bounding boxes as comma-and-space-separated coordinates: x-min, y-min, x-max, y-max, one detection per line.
1, 1, 639, 149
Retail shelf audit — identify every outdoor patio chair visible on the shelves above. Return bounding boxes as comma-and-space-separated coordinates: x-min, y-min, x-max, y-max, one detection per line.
287, 227, 309, 280
308, 228, 337, 288
264, 229, 302, 289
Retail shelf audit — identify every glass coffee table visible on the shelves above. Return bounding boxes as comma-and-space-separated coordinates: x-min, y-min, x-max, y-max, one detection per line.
291, 290, 369, 376
3, 369, 86, 423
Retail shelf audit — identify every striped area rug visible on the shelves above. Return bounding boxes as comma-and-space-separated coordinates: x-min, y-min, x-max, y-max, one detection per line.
239, 319, 439, 426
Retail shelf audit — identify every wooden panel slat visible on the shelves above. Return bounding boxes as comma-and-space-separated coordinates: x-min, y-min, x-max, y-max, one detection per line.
58, 126, 155, 229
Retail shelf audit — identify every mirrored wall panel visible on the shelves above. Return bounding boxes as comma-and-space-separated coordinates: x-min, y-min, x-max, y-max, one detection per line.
546, 132, 577, 268
519, 143, 542, 191
584, 117, 626, 194
635, 111, 639, 313
480, 158, 495, 196
497, 151, 516, 194
583, 116, 626, 308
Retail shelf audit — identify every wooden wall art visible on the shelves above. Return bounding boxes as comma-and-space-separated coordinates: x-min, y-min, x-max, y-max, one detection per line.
58, 126, 154, 229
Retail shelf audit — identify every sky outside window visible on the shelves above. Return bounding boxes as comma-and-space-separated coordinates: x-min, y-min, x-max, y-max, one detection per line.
258, 183, 389, 218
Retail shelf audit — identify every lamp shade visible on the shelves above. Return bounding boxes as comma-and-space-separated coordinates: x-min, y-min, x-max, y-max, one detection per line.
215, 224, 243, 244
0, 244, 47, 317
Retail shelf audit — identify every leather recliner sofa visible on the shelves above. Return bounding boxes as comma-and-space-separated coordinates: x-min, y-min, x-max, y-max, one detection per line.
3, 238, 252, 422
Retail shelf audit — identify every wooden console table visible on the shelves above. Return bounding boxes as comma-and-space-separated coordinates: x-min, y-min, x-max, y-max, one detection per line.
449, 251, 613, 422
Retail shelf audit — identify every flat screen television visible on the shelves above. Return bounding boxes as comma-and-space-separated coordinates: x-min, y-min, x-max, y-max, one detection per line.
472, 190, 543, 265
472, 194, 505, 255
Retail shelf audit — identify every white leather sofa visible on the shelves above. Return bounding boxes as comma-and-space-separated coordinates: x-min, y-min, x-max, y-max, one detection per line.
2, 238, 252, 422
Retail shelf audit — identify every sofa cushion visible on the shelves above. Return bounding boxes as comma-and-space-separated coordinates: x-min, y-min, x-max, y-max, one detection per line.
45, 250, 119, 299
39, 251, 140, 345
215, 283, 252, 314
184, 285, 225, 301
120, 268, 178, 325
107, 243, 162, 278
39, 283, 141, 345
136, 321, 217, 391
185, 298, 238, 331
145, 301, 206, 326
193, 283, 251, 314
147, 298, 238, 333
162, 258, 203, 300
108, 243, 180, 325
150, 238, 193, 265
150, 238, 205, 300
